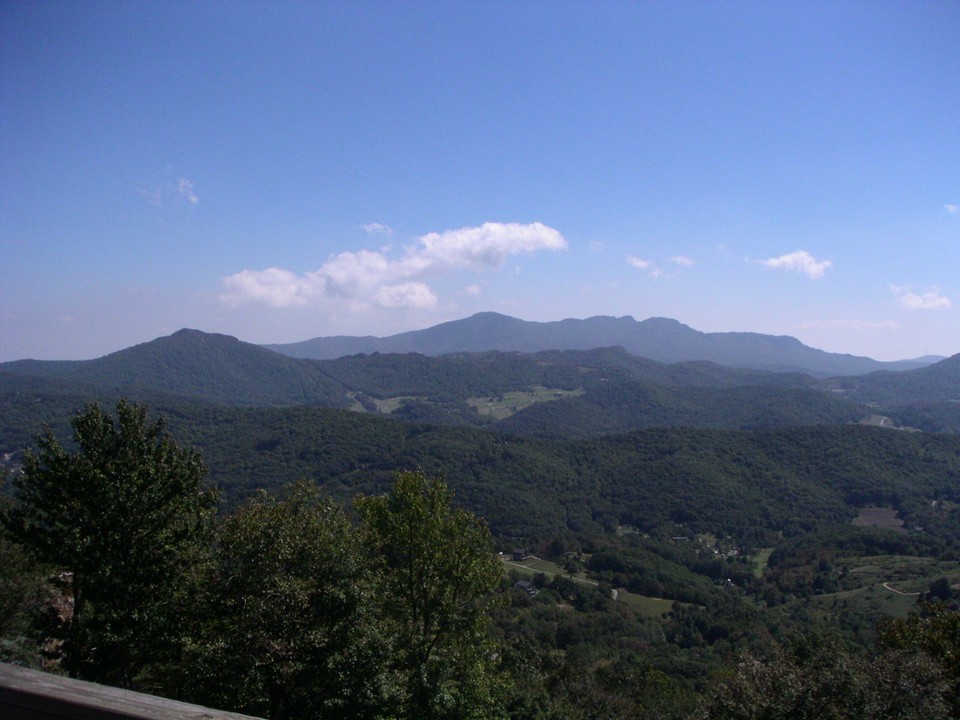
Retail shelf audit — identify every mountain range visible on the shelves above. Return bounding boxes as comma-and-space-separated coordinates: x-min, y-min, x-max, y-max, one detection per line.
264, 312, 940, 376
2, 317, 959, 452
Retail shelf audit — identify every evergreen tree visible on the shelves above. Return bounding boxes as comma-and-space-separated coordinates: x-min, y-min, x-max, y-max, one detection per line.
5, 400, 217, 688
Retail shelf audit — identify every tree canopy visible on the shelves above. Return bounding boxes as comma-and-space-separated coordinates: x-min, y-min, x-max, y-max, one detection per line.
356, 470, 505, 719
5, 400, 217, 687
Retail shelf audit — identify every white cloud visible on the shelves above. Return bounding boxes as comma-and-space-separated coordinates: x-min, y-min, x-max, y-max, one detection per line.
415, 222, 566, 270
314, 249, 393, 298
465, 284, 481, 296
178, 178, 198, 205
758, 250, 832, 279
626, 255, 664, 277
139, 169, 199, 207
629, 254, 694, 278
374, 282, 438, 308
945, 204, 959, 214
890, 285, 952, 311
220, 267, 314, 307
219, 221, 566, 310
363, 222, 394, 236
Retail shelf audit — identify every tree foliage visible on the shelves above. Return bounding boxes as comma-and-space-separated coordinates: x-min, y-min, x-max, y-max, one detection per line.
356, 470, 505, 719
167, 471, 507, 719
3, 395, 960, 718
0, 497, 50, 665
879, 603, 960, 717
5, 400, 217, 687
696, 635, 949, 720
166, 481, 382, 719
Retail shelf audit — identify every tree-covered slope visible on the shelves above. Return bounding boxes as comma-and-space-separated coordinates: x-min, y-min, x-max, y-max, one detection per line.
88, 405, 957, 548
2, 330, 350, 407
3, 335, 817, 407
826, 353, 960, 406
12, 392, 955, 546
496, 381, 865, 437
0, 334, 844, 428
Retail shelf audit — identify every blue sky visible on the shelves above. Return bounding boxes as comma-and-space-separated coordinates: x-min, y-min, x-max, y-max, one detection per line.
2, 1, 957, 362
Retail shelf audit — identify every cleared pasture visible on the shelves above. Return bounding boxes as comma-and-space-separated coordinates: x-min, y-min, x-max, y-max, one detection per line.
469, 386, 584, 419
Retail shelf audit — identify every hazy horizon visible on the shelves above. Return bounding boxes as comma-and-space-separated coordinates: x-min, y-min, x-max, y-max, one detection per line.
1, 310, 953, 365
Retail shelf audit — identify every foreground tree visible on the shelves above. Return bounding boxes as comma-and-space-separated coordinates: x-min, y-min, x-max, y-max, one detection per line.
356, 470, 505, 719
5, 400, 217, 687
0, 495, 51, 666
168, 481, 383, 719
879, 603, 960, 718
696, 634, 949, 720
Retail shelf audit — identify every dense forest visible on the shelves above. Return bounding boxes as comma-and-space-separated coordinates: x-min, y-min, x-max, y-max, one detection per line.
2, 335, 960, 717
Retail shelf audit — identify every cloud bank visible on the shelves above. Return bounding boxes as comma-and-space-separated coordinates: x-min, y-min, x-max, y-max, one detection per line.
220, 222, 566, 309
758, 250, 832, 279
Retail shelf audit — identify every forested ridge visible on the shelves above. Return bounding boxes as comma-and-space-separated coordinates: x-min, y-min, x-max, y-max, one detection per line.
3, 329, 957, 437
8, 393, 957, 542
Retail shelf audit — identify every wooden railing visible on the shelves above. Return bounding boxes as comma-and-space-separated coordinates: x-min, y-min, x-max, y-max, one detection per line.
0, 663, 263, 720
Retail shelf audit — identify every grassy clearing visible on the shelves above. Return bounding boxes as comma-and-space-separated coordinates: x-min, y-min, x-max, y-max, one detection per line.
843, 554, 957, 588
469, 387, 584, 420
807, 556, 960, 620
370, 396, 421, 413
852, 506, 904, 531
808, 581, 919, 618
345, 392, 424, 413
500, 555, 675, 617
615, 591, 677, 618
860, 414, 894, 427
501, 555, 571, 578
749, 548, 774, 578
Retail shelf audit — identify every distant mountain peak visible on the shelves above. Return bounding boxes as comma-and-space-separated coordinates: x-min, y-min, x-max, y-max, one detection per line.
262, 313, 938, 376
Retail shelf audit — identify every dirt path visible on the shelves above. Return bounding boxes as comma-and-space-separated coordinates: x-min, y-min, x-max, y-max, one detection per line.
882, 581, 921, 596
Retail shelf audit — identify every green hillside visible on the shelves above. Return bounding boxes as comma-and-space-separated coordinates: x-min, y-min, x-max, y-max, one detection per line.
496, 381, 864, 437
4, 392, 960, 717
3, 330, 349, 407
104, 407, 960, 547
1, 330, 880, 445
827, 353, 960, 405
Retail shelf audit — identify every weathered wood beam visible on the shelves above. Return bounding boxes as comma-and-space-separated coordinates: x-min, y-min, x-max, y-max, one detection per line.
0, 663, 263, 720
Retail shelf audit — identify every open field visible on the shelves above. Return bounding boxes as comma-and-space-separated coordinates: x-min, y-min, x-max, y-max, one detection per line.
614, 591, 678, 618
806, 555, 960, 619
469, 386, 584, 420
842, 554, 958, 589
345, 392, 423, 413
750, 547, 774, 578
852, 506, 904, 531
500, 554, 676, 618
860, 414, 894, 427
